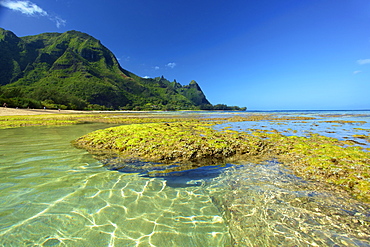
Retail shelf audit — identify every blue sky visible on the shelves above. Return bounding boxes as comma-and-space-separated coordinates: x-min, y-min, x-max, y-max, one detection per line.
0, 0, 369, 110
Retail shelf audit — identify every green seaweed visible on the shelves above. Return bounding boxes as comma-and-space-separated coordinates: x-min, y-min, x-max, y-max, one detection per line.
74, 120, 370, 203
2, 112, 369, 202
252, 131, 370, 202
74, 121, 268, 165
0, 114, 81, 129
0, 112, 222, 129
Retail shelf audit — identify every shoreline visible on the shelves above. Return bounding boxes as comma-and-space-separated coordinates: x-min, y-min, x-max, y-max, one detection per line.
0, 107, 210, 116
0, 107, 245, 117
0, 107, 87, 116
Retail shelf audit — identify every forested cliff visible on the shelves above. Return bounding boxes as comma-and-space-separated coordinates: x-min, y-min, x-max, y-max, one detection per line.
0, 28, 215, 110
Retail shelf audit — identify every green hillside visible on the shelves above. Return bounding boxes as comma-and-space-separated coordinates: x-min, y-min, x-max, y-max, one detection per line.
0, 28, 214, 110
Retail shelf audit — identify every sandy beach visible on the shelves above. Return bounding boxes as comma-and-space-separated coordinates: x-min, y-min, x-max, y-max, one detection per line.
0, 107, 84, 116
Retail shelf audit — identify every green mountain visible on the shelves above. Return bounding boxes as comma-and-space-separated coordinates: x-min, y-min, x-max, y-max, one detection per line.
0, 28, 212, 110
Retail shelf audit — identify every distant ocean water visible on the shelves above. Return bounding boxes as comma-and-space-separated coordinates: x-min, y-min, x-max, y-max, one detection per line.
210, 109, 370, 150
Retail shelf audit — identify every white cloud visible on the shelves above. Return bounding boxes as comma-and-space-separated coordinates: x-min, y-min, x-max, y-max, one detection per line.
143, 76, 150, 79
154, 66, 160, 70
53, 16, 66, 28
0, 0, 47, 15
166, 62, 176, 69
0, 0, 66, 28
353, 70, 362, 74
357, 59, 370, 65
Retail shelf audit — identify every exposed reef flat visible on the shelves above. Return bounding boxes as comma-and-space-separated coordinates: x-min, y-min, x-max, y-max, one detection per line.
73, 121, 270, 164
1, 110, 369, 202
74, 116, 370, 203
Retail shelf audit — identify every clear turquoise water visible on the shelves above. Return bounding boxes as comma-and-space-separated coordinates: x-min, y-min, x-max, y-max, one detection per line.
0, 124, 230, 246
0, 112, 369, 246
215, 111, 370, 149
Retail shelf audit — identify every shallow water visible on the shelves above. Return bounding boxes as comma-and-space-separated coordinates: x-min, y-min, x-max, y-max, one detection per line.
0, 124, 230, 246
215, 111, 370, 150
0, 112, 369, 246
208, 162, 370, 246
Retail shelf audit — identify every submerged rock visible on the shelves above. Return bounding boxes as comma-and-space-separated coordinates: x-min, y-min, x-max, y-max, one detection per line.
100, 157, 233, 187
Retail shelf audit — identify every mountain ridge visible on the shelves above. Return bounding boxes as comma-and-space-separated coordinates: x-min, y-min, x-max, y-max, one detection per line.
0, 28, 245, 111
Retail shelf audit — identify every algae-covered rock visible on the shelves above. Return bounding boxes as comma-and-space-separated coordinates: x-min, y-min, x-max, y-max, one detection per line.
74, 121, 269, 165
252, 131, 370, 202
74, 120, 370, 202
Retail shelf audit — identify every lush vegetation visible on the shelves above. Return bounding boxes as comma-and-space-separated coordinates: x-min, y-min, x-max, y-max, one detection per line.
0, 28, 246, 111
199, 104, 247, 111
